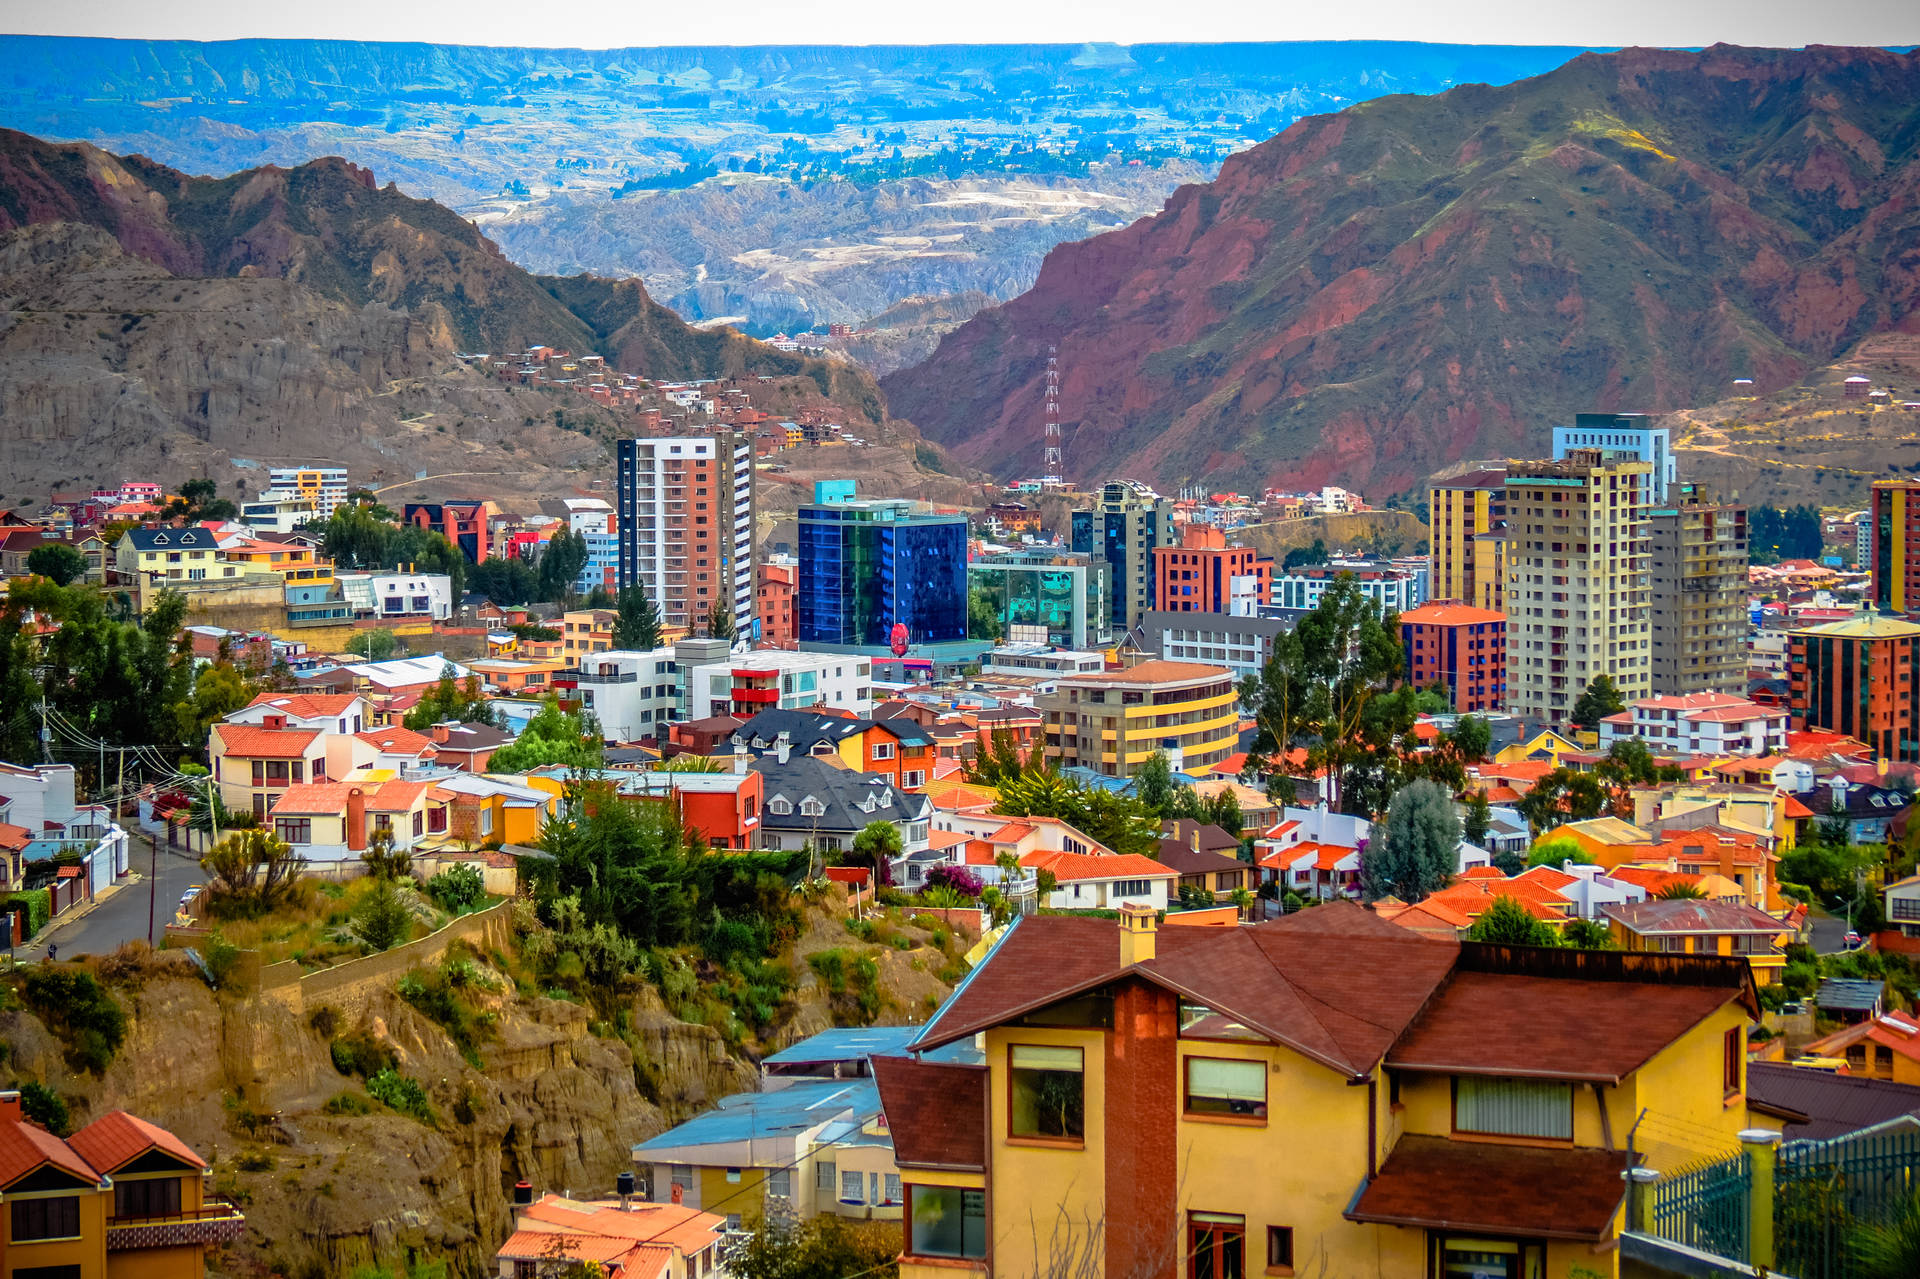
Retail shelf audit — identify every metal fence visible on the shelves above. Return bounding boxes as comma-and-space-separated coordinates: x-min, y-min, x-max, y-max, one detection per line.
1651, 1148, 1750, 1262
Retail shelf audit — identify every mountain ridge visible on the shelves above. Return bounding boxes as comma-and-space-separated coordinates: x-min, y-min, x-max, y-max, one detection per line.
881, 43, 1920, 494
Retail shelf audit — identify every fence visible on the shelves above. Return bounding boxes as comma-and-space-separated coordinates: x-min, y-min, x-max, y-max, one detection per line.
1646, 1128, 1920, 1278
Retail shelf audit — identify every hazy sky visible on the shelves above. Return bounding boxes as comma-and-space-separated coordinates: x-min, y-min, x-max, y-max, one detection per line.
3, 0, 1917, 48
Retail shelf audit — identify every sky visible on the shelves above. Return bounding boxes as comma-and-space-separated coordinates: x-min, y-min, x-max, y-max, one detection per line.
2, 0, 1916, 49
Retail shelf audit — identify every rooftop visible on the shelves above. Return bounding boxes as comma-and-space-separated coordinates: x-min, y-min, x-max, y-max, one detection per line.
1346, 1136, 1629, 1243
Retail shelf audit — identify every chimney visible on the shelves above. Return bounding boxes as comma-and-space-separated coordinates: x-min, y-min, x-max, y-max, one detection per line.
617, 1169, 636, 1210
512, 1180, 534, 1207
1118, 902, 1157, 966
263, 713, 287, 730
733, 743, 749, 775
776, 732, 792, 765
430, 722, 452, 744
346, 787, 368, 852
0, 1090, 19, 1125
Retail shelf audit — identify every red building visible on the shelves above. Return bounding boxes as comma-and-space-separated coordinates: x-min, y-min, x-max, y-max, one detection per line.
404, 501, 492, 562
1152, 525, 1272, 613
757, 560, 797, 648
1400, 601, 1507, 714
642, 767, 764, 850
1790, 614, 1920, 762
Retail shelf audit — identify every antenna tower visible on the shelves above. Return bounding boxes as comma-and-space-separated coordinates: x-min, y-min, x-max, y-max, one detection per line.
1042, 344, 1063, 485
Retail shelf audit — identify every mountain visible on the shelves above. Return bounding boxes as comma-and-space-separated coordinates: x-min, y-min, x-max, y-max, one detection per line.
0, 128, 882, 502
882, 45, 1920, 494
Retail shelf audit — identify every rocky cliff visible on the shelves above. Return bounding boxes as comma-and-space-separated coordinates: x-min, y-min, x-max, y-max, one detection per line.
882, 45, 1920, 494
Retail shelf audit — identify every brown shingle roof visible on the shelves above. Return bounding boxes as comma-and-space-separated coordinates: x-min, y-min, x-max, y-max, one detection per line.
1154, 839, 1248, 876
871, 1056, 986, 1171
1603, 899, 1784, 935
1346, 1136, 1629, 1242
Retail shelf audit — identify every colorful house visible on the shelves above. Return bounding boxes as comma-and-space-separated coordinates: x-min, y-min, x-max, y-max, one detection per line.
1603, 898, 1789, 985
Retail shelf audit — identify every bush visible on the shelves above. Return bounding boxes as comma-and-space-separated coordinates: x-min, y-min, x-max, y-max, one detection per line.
329, 1030, 396, 1079
924, 865, 983, 898
365, 1068, 435, 1124
426, 864, 487, 913
18, 1082, 68, 1135
354, 877, 416, 951
6, 890, 49, 938
322, 1091, 372, 1116
22, 967, 127, 1074
204, 931, 243, 987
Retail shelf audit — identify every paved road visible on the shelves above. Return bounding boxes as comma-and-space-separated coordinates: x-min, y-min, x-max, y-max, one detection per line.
19, 832, 205, 962
1805, 904, 1859, 956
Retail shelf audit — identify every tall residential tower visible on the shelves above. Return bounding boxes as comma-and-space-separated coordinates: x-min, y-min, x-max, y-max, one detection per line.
616, 434, 755, 638
1072, 480, 1174, 633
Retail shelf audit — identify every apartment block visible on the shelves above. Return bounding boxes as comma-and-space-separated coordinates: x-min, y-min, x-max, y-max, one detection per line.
1647, 486, 1749, 695
757, 558, 797, 649
616, 434, 755, 638
1400, 601, 1507, 714
1072, 480, 1174, 633
1428, 466, 1507, 612
971, 548, 1114, 650
795, 487, 967, 653
1270, 558, 1427, 618
1870, 478, 1920, 613
1790, 614, 1920, 762
403, 501, 492, 563
1152, 524, 1272, 614
263, 466, 350, 519
1504, 450, 1653, 724
1552, 412, 1674, 501
1138, 610, 1290, 679
1037, 660, 1238, 777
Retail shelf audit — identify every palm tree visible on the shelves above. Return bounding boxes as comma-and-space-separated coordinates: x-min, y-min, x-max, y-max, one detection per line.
1655, 880, 1707, 900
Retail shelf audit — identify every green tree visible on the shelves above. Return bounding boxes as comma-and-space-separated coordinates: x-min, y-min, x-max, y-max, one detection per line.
470, 555, 538, 606
1526, 838, 1594, 869
843, 821, 903, 887
201, 828, 305, 918
537, 526, 590, 604
1568, 675, 1626, 732
486, 695, 603, 773
403, 666, 495, 730
25, 543, 88, 586
1655, 880, 1707, 900
348, 629, 399, 662
1514, 770, 1611, 833
995, 768, 1161, 858
164, 477, 238, 523
1449, 715, 1492, 766
613, 586, 663, 650
1135, 750, 1175, 816
354, 875, 416, 951
1202, 788, 1244, 840
585, 586, 616, 609
1281, 539, 1327, 570
1562, 917, 1615, 949
171, 660, 255, 751
1462, 791, 1493, 847
729, 1213, 901, 1279
1850, 1188, 1920, 1279
707, 599, 737, 641
1359, 779, 1461, 904
1467, 895, 1560, 947
967, 580, 1005, 642
360, 827, 413, 880
962, 727, 1031, 786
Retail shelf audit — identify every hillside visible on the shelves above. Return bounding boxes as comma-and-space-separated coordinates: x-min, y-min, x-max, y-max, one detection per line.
0, 127, 885, 499
882, 45, 1920, 495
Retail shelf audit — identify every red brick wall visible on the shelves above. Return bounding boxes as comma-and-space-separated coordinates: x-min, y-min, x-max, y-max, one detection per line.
1105, 978, 1179, 1279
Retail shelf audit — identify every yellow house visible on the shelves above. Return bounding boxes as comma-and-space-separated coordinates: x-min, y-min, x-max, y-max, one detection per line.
1603, 898, 1789, 986
561, 608, 617, 658
113, 526, 224, 581
0, 1094, 241, 1279
1540, 816, 1657, 869
217, 538, 324, 580
880, 903, 1758, 1279
1493, 728, 1584, 766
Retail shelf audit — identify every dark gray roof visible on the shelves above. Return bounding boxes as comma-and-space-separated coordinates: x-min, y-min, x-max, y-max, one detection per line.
735, 708, 869, 753
1817, 978, 1886, 1013
1748, 1062, 1920, 1141
1155, 839, 1248, 876
750, 756, 932, 833
122, 526, 218, 551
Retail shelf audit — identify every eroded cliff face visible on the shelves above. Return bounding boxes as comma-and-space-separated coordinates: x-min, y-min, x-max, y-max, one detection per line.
0, 956, 755, 1279
882, 45, 1920, 495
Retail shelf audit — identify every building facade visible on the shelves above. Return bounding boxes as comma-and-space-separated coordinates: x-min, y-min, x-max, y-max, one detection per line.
1152, 524, 1272, 615
403, 502, 491, 563
1428, 466, 1507, 613
1504, 451, 1653, 724
1038, 660, 1238, 777
757, 558, 797, 649
685, 651, 874, 720
1647, 487, 1748, 696
1137, 611, 1290, 680
1072, 480, 1175, 633
796, 490, 967, 652
1597, 692, 1790, 757
1269, 559, 1427, 618
1870, 478, 1920, 614
1400, 602, 1507, 714
262, 467, 350, 519
971, 549, 1114, 650
616, 434, 756, 638
1552, 413, 1674, 501
1790, 614, 1920, 762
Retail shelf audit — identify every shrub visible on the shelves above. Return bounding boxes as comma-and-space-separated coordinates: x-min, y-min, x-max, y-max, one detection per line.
322, 1091, 372, 1116
924, 865, 983, 898
234, 1150, 275, 1173
22, 967, 127, 1074
308, 1006, 340, 1038
365, 1068, 435, 1124
353, 877, 416, 952
329, 1030, 396, 1079
426, 864, 486, 913
6, 890, 50, 937
17, 1082, 68, 1135
204, 931, 243, 987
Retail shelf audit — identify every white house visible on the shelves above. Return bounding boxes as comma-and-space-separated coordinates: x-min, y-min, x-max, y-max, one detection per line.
565, 647, 683, 741
1023, 849, 1175, 911
337, 572, 455, 622
1597, 693, 1789, 757
1541, 861, 1651, 921
686, 650, 873, 719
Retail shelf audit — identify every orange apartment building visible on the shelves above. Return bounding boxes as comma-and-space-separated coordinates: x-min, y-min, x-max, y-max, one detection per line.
757, 560, 797, 648
1789, 614, 1920, 763
402, 502, 492, 562
1400, 601, 1507, 714
616, 435, 756, 637
1152, 525, 1272, 613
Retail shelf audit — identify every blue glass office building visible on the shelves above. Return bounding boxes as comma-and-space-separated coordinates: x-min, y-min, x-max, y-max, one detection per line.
797, 498, 969, 650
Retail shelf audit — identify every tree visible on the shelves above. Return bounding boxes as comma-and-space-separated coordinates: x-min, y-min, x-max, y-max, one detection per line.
1449, 715, 1492, 766
1562, 917, 1615, 950
486, 696, 603, 773
967, 580, 1005, 642
962, 727, 1030, 786
995, 768, 1161, 858
201, 828, 306, 918
1359, 779, 1461, 904
1281, 539, 1327, 570
360, 828, 413, 880
403, 665, 495, 730
729, 1213, 901, 1279
1467, 895, 1560, 947
537, 526, 590, 604
1568, 675, 1626, 732
171, 660, 255, 750
1514, 770, 1611, 833
843, 821, 902, 887
613, 586, 663, 650
658, 751, 729, 773
164, 477, 238, 523
707, 599, 737, 641
348, 628, 399, 662
1526, 838, 1593, 869
1462, 792, 1493, 847
1202, 788, 1244, 840
470, 555, 539, 606
1655, 880, 1707, 900
1135, 750, 1175, 816
25, 544, 88, 586
1490, 845, 1526, 876
585, 586, 616, 609
354, 875, 416, 951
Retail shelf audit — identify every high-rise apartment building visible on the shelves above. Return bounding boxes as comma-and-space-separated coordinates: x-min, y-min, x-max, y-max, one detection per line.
1071, 480, 1174, 633
1428, 466, 1507, 612
1551, 413, 1674, 502
1152, 524, 1272, 615
264, 466, 350, 519
1504, 450, 1652, 724
1400, 601, 1507, 714
1870, 479, 1920, 613
1790, 614, 1920, 762
616, 434, 755, 638
795, 487, 968, 653
970, 548, 1113, 649
1037, 660, 1239, 777
1647, 486, 1748, 696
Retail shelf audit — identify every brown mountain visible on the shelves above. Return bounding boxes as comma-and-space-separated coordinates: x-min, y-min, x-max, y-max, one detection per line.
882, 45, 1920, 494
0, 128, 883, 502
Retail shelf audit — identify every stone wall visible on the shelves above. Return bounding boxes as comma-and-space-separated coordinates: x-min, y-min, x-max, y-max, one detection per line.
265, 900, 516, 1020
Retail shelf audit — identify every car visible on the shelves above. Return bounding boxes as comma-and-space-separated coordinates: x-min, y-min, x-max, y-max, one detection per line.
1844, 930, 1864, 949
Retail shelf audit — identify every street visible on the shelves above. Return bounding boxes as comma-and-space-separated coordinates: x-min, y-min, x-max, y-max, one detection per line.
17, 832, 206, 962
1805, 904, 1857, 956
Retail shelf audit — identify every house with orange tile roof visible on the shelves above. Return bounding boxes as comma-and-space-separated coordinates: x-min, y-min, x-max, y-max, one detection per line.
0, 1089, 241, 1279
1023, 848, 1176, 911
229, 691, 371, 735
1800, 1011, 1920, 1086
1597, 692, 1789, 758
496, 1190, 725, 1279
1604, 898, 1790, 985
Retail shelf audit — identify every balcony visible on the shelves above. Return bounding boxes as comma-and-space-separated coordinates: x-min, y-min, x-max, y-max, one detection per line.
571, 669, 639, 685
107, 1200, 247, 1250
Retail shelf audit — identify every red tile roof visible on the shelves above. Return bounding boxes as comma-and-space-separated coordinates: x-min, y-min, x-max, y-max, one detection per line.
357, 727, 436, 755
1021, 850, 1175, 882
1346, 1136, 1630, 1242
1400, 602, 1505, 625
0, 1114, 101, 1189
245, 692, 361, 719
0, 823, 29, 852
871, 1056, 986, 1171
213, 723, 320, 758
66, 1110, 206, 1175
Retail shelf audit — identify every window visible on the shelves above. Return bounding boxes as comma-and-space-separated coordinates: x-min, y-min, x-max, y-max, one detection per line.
884, 1173, 901, 1204
909, 1185, 986, 1258
767, 1169, 791, 1199
767, 797, 792, 815
1434, 1237, 1544, 1279
725, 1213, 742, 1232
11, 1195, 81, 1241
1185, 1057, 1267, 1120
115, 1176, 182, 1219
12, 1267, 83, 1279
815, 1161, 836, 1191
840, 1170, 864, 1203
274, 818, 312, 845
413, 811, 425, 838
1724, 1026, 1742, 1095
1189, 1212, 1245, 1279
429, 807, 448, 834
1454, 1076, 1573, 1140
1267, 1226, 1294, 1271
799, 798, 826, 818
872, 742, 895, 760
1010, 1044, 1084, 1141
